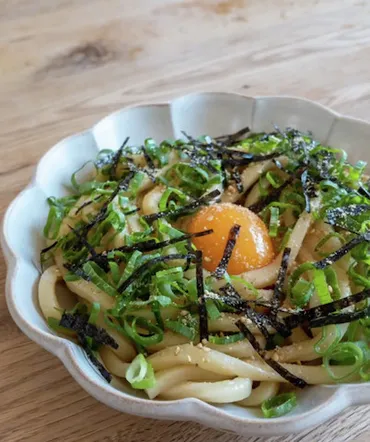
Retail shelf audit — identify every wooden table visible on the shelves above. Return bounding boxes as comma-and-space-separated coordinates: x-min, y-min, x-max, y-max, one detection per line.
1, 1, 370, 441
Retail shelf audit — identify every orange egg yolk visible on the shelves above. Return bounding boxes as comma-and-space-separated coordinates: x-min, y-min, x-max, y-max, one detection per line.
188, 203, 275, 274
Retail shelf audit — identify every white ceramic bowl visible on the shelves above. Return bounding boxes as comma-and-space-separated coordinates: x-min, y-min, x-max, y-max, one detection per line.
3, 93, 370, 437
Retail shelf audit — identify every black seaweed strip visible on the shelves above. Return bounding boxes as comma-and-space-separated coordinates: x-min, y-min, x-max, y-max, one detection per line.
359, 183, 370, 199
88, 230, 213, 265
75, 195, 103, 215
195, 250, 209, 341
214, 126, 251, 142
143, 189, 221, 223
313, 234, 370, 270
110, 137, 129, 180
310, 306, 370, 328
285, 288, 370, 329
236, 320, 307, 389
222, 151, 281, 167
141, 145, 156, 170
127, 159, 156, 182
213, 225, 241, 279
76, 171, 135, 239
184, 238, 193, 272
68, 225, 98, 258
219, 284, 291, 338
60, 312, 118, 349
63, 262, 91, 280
301, 170, 317, 213
40, 241, 58, 255
326, 204, 370, 225
271, 247, 291, 315
123, 208, 140, 216
248, 176, 295, 213
77, 332, 112, 383
231, 168, 243, 193
117, 253, 194, 294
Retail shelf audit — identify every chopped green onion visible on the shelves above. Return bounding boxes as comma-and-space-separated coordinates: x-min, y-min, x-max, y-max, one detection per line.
205, 299, 221, 320
266, 171, 282, 189
313, 268, 332, 305
323, 342, 364, 381
323, 267, 341, 301
165, 319, 196, 341
82, 262, 119, 297
314, 233, 346, 257
360, 361, 370, 381
229, 276, 259, 298
88, 303, 101, 325
208, 332, 244, 345
123, 316, 164, 347
126, 354, 156, 389
269, 206, 280, 237
314, 325, 342, 355
261, 392, 297, 418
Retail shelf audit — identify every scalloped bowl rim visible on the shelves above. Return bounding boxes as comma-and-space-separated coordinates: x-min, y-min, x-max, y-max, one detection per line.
2, 92, 370, 437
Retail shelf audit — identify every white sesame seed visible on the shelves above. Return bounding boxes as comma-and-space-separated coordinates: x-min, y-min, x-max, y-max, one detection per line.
175, 346, 181, 356
187, 355, 192, 363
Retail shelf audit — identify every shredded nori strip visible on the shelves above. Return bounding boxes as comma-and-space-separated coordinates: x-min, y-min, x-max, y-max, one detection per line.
59, 312, 118, 349
222, 151, 282, 167
248, 176, 295, 213
40, 241, 58, 256
236, 320, 307, 389
75, 195, 103, 215
64, 262, 91, 280
123, 207, 140, 216
126, 157, 156, 182
231, 168, 243, 193
285, 288, 370, 329
141, 145, 156, 171
213, 224, 241, 279
117, 253, 194, 294
195, 250, 209, 341
68, 225, 98, 259
219, 284, 291, 338
77, 332, 112, 383
314, 233, 370, 270
310, 306, 370, 328
143, 189, 221, 223
215, 126, 251, 143
301, 170, 317, 213
110, 137, 129, 180
326, 204, 370, 227
87, 230, 213, 266
74, 172, 135, 242
271, 247, 291, 315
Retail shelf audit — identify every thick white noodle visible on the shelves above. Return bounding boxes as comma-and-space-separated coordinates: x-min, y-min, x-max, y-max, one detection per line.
222, 160, 276, 204
146, 365, 227, 399
147, 331, 190, 353
160, 377, 252, 403
237, 381, 279, 407
149, 345, 359, 383
238, 211, 313, 288
142, 185, 166, 215
99, 347, 129, 377
208, 338, 263, 358
38, 265, 64, 320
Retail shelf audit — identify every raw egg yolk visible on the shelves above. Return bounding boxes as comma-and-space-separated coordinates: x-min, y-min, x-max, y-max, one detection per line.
188, 203, 274, 274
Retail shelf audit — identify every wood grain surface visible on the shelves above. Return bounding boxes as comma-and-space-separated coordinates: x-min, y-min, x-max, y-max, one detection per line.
1, 1, 370, 441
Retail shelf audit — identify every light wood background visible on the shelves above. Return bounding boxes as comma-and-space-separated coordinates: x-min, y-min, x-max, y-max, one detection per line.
1, 1, 370, 441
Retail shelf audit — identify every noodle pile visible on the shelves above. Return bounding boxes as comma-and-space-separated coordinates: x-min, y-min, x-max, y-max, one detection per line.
39, 128, 370, 418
